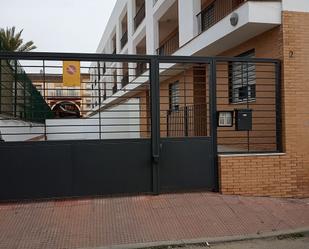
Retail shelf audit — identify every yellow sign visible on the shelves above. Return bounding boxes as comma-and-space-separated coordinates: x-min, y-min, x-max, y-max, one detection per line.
63, 61, 81, 87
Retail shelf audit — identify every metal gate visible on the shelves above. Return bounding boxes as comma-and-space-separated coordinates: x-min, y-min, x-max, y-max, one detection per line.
0, 52, 281, 201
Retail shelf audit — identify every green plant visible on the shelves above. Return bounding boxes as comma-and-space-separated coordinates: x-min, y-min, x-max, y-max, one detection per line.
0, 26, 36, 52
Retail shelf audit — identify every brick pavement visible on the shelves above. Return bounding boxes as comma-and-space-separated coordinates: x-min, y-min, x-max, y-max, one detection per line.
0, 192, 308, 249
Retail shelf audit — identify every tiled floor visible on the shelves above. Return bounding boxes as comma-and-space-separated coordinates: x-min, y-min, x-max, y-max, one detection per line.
0, 193, 308, 249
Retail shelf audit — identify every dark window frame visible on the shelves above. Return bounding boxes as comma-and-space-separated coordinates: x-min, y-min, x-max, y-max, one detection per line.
169, 81, 180, 112
229, 49, 256, 104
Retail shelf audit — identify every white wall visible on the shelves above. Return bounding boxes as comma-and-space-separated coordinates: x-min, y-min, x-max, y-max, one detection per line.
0, 118, 45, 142
282, 0, 309, 12
178, 0, 201, 46
46, 98, 141, 141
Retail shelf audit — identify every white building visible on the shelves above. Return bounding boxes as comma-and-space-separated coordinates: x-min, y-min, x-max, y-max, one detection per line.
87, 0, 309, 107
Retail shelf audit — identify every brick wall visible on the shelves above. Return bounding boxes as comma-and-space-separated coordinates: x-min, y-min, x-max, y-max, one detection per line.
219, 11, 309, 197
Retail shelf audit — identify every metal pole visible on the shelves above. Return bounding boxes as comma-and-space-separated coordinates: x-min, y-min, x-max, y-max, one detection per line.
43, 60, 47, 141
23, 72, 26, 120
14, 60, 17, 117
166, 111, 169, 137
0, 58, 2, 114
150, 58, 160, 195
97, 62, 102, 140
184, 106, 188, 137
246, 61, 250, 152
183, 68, 188, 137
210, 59, 218, 192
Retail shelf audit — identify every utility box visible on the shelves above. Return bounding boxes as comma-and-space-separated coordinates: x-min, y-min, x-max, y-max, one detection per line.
235, 109, 252, 131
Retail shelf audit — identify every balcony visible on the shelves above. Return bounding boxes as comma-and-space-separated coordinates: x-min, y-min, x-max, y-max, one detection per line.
157, 30, 179, 56
197, 0, 261, 34
174, 0, 281, 57
134, 3, 145, 31
120, 31, 128, 49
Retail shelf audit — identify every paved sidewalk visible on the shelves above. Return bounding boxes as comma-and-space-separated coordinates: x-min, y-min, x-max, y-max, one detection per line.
0, 193, 308, 249
186, 233, 309, 249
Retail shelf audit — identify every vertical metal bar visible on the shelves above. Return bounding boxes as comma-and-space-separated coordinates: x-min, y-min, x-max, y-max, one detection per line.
150, 58, 160, 195
14, 60, 18, 117
184, 106, 188, 137
183, 67, 188, 136
0, 58, 2, 114
166, 111, 169, 137
205, 65, 208, 136
246, 61, 250, 152
97, 61, 102, 140
210, 59, 218, 192
43, 60, 47, 140
23, 72, 26, 120
275, 61, 283, 152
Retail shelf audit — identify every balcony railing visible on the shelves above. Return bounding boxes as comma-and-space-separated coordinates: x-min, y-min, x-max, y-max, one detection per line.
197, 0, 245, 34
157, 30, 179, 56
120, 31, 128, 49
134, 3, 145, 30
167, 104, 208, 137
136, 62, 147, 77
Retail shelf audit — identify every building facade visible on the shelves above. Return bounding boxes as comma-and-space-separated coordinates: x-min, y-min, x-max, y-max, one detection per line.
89, 0, 309, 197
30, 73, 91, 118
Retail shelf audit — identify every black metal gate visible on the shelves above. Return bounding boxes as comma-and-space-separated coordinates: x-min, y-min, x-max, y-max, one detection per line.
0, 52, 281, 201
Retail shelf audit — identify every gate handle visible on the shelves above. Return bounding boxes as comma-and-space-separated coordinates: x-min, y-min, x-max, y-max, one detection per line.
153, 154, 160, 164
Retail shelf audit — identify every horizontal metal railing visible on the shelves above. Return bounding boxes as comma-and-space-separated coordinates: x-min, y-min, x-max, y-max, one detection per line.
167, 104, 208, 137
197, 0, 245, 34
157, 31, 179, 56
0, 52, 282, 154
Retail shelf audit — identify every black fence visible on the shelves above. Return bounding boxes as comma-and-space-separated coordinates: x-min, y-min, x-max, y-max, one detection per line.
0, 52, 282, 152
0, 52, 282, 200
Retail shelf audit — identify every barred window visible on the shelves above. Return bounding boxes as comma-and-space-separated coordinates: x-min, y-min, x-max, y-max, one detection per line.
169, 81, 180, 111
229, 50, 256, 104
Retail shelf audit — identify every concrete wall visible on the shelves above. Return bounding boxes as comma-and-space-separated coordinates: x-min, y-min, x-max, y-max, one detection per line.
0, 117, 45, 142
46, 98, 141, 141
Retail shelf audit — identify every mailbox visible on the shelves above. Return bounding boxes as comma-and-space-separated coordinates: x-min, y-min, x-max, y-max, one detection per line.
235, 109, 252, 131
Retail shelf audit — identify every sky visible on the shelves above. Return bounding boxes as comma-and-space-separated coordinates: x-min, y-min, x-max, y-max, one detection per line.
0, 0, 117, 53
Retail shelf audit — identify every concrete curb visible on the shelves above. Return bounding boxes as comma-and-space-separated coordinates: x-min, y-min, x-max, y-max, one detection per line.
84, 226, 309, 249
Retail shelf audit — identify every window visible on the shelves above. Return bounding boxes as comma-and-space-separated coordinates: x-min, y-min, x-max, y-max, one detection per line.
169, 81, 180, 111
229, 50, 256, 104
